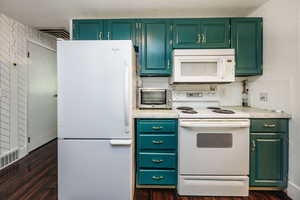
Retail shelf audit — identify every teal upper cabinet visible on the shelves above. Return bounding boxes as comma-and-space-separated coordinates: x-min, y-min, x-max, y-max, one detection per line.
139, 20, 172, 76
72, 18, 263, 77
73, 19, 104, 40
201, 19, 230, 48
173, 20, 200, 48
231, 18, 263, 76
173, 19, 230, 49
105, 19, 137, 44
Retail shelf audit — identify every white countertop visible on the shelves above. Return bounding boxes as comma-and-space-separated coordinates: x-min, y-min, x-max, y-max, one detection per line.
223, 106, 291, 119
133, 109, 178, 118
133, 107, 291, 119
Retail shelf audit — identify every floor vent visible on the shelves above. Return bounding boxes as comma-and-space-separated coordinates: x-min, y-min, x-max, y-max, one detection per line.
0, 149, 19, 169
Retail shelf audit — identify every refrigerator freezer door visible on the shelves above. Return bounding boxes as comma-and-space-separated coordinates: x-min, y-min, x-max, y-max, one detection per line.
58, 41, 133, 139
58, 139, 133, 200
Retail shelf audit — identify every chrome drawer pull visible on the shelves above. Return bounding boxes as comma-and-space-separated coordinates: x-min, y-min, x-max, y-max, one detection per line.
152, 126, 163, 130
152, 176, 164, 180
152, 140, 164, 144
152, 159, 164, 163
264, 124, 276, 128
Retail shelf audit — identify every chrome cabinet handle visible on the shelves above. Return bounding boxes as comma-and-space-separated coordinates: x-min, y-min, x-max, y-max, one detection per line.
197, 34, 201, 43
107, 32, 111, 40
202, 33, 206, 43
152, 176, 164, 180
99, 32, 103, 40
152, 159, 164, 163
251, 140, 256, 152
264, 124, 276, 128
152, 140, 164, 144
152, 126, 163, 130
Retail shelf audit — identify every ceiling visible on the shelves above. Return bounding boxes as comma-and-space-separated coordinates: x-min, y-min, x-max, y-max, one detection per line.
0, 0, 269, 31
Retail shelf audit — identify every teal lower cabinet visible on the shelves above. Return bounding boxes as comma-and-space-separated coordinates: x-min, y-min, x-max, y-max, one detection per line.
136, 119, 178, 187
138, 169, 177, 185
138, 152, 176, 169
250, 119, 289, 188
138, 134, 177, 150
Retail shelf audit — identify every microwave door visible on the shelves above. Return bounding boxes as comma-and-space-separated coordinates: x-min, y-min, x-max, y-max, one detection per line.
174, 56, 222, 83
172, 56, 235, 83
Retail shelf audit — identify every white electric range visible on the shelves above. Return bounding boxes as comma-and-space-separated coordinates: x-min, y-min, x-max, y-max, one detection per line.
173, 89, 250, 197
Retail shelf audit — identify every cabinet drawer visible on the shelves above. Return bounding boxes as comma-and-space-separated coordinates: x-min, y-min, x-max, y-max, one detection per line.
138, 170, 177, 185
137, 120, 177, 133
251, 119, 288, 133
138, 134, 176, 150
138, 152, 176, 169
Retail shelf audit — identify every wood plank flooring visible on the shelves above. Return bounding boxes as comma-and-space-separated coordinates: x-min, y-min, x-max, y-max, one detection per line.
0, 140, 292, 200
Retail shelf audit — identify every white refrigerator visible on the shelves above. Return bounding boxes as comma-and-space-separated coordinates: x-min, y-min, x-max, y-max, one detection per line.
57, 40, 136, 200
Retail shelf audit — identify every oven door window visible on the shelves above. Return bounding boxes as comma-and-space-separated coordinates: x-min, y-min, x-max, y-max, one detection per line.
141, 91, 166, 105
196, 133, 232, 148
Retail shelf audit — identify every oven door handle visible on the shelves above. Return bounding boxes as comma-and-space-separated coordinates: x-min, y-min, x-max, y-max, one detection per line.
180, 120, 250, 128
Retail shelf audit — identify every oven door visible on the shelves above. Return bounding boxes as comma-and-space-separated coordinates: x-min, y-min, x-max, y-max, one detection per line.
179, 119, 250, 175
173, 56, 235, 83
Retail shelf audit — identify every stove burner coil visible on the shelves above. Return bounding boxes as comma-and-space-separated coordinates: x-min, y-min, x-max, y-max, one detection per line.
176, 106, 194, 111
181, 110, 198, 114
207, 107, 221, 110
212, 109, 235, 114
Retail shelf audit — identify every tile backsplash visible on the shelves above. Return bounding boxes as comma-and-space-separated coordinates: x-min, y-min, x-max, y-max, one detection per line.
140, 77, 244, 106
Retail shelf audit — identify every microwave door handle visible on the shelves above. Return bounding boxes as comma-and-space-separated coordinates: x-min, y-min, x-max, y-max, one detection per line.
124, 64, 129, 133
219, 59, 225, 80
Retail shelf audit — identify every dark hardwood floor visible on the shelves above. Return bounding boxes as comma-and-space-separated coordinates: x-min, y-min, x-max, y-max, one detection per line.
0, 140, 292, 200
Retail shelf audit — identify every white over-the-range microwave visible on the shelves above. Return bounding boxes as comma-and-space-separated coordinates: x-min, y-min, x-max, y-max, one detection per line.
171, 49, 235, 83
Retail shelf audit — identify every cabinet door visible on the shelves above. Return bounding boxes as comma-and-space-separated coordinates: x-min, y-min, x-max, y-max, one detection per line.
173, 20, 201, 48
231, 18, 263, 76
250, 134, 288, 188
105, 19, 137, 44
200, 19, 230, 48
140, 20, 172, 76
73, 20, 104, 40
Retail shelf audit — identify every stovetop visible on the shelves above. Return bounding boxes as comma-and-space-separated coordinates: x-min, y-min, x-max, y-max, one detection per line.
176, 106, 250, 119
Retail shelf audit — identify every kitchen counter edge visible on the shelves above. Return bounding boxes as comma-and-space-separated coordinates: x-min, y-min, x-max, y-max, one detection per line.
133, 107, 291, 119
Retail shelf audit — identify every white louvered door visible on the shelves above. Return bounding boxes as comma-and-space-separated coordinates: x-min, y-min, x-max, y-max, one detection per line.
0, 61, 11, 155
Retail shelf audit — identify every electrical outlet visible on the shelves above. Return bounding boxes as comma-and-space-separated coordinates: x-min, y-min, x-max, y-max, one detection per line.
259, 92, 268, 102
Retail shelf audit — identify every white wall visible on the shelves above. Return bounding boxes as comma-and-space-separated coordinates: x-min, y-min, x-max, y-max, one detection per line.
248, 0, 300, 199
0, 13, 56, 159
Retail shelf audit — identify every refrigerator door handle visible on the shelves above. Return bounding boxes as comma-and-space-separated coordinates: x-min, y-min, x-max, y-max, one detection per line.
124, 63, 129, 133
110, 140, 132, 146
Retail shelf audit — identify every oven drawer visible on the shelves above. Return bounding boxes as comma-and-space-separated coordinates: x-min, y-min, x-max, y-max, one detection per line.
250, 119, 288, 133
138, 169, 177, 185
138, 134, 177, 150
137, 120, 177, 133
178, 175, 249, 196
138, 152, 176, 169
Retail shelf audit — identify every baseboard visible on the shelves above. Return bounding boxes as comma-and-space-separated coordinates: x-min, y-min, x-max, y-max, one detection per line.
288, 181, 300, 200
